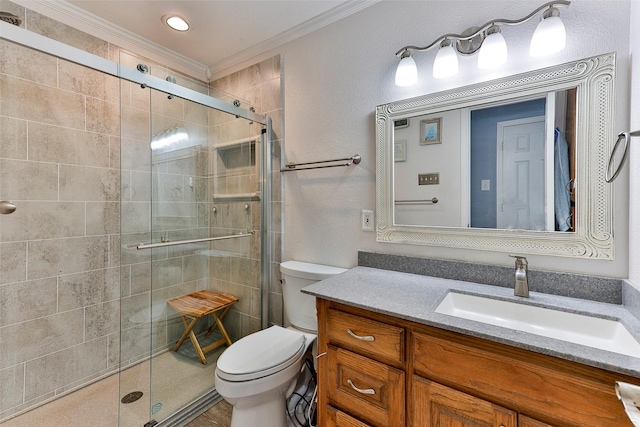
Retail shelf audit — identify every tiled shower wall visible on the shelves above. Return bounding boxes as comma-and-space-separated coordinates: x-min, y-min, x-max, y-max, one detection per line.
0, 2, 121, 418
210, 57, 284, 328
206, 106, 264, 339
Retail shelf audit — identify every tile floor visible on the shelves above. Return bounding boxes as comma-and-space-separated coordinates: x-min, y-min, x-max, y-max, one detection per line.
1, 336, 316, 427
185, 400, 232, 427
2, 337, 228, 427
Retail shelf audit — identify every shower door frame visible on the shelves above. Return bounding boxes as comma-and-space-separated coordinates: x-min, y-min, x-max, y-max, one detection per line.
0, 19, 273, 424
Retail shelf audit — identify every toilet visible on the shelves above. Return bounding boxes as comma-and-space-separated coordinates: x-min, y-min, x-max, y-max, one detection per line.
214, 261, 347, 427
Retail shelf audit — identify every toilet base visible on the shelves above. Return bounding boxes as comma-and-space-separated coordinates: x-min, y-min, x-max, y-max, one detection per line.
228, 391, 289, 427
216, 352, 303, 427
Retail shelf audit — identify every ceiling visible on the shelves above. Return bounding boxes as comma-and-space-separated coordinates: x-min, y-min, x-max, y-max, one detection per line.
64, 0, 376, 76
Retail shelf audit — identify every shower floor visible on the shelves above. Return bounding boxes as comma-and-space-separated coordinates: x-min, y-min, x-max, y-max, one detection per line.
2, 338, 229, 427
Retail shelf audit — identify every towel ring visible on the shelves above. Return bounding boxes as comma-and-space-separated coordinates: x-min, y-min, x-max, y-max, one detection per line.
606, 130, 640, 183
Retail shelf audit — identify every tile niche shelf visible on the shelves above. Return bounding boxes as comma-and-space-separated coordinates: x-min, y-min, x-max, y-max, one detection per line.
213, 134, 262, 151
211, 192, 261, 202
212, 134, 262, 203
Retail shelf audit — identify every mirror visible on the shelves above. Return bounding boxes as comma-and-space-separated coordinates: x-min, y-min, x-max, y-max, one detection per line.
393, 90, 576, 231
376, 53, 616, 259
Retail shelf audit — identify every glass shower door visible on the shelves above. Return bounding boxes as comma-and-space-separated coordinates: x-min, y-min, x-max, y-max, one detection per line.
148, 86, 230, 422
119, 53, 265, 425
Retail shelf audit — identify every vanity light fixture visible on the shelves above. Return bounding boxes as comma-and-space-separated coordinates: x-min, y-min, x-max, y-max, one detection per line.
432, 40, 458, 79
477, 25, 507, 69
163, 14, 190, 32
530, 6, 566, 56
395, 51, 418, 86
394, 0, 570, 86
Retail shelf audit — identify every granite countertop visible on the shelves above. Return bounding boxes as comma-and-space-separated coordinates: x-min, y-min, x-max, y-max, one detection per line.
302, 266, 640, 378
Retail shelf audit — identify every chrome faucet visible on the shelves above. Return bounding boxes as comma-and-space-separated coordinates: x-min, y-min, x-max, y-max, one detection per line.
510, 255, 529, 298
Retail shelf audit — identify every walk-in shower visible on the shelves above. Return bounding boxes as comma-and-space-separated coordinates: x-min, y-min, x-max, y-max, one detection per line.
0, 13, 273, 427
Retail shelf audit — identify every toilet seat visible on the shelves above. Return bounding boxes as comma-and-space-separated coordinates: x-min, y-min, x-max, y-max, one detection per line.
216, 326, 306, 382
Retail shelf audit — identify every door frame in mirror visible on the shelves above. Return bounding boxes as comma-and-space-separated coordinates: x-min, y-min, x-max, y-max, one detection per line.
375, 52, 616, 259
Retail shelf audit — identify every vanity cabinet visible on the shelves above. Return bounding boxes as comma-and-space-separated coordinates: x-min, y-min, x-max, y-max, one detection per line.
412, 328, 629, 427
317, 298, 638, 427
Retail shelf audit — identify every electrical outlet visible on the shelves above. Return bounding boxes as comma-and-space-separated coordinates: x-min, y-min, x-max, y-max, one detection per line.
362, 210, 374, 231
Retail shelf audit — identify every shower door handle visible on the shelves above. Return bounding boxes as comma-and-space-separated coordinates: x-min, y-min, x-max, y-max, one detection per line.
0, 201, 16, 214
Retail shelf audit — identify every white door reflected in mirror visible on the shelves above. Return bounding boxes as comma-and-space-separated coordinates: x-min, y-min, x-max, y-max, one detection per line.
496, 117, 548, 231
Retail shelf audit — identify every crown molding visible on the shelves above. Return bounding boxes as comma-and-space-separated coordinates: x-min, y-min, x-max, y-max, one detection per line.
14, 0, 379, 80
13, 0, 209, 80
207, 0, 380, 76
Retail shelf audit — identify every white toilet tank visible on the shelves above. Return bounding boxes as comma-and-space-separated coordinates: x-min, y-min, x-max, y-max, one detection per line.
280, 261, 347, 333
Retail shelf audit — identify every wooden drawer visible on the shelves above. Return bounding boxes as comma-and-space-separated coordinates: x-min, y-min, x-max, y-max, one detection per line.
326, 405, 373, 427
327, 308, 404, 365
326, 345, 405, 427
412, 376, 516, 427
412, 330, 634, 427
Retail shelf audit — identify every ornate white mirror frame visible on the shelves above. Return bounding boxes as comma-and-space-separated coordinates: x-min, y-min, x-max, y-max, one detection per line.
376, 52, 616, 259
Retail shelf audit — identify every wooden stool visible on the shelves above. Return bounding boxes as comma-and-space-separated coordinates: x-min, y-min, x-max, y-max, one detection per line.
167, 290, 238, 365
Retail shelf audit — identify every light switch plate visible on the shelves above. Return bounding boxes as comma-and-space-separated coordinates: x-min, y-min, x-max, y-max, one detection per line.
419, 173, 440, 185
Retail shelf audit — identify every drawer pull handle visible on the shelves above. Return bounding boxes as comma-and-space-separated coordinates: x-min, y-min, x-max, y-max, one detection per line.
347, 379, 375, 395
346, 329, 374, 341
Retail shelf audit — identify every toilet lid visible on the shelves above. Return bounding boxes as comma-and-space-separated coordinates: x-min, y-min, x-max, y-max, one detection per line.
216, 326, 306, 381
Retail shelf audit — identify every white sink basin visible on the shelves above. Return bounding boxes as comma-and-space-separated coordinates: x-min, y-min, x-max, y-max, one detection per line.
435, 292, 640, 358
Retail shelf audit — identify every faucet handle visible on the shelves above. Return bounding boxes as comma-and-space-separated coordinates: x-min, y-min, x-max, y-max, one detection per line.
509, 255, 528, 267
510, 255, 530, 298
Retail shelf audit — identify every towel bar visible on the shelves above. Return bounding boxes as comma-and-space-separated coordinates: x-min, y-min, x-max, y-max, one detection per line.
395, 198, 439, 205
280, 154, 361, 172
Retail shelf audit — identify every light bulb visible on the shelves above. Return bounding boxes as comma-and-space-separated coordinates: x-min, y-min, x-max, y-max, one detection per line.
395, 52, 418, 86
478, 28, 507, 69
433, 41, 458, 79
530, 10, 566, 57
164, 15, 190, 32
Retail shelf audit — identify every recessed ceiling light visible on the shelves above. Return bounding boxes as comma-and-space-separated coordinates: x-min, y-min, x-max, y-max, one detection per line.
163, 15, 190, 32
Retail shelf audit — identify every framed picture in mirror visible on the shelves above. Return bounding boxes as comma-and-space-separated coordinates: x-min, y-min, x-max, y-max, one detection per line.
420, 118, 441, 145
